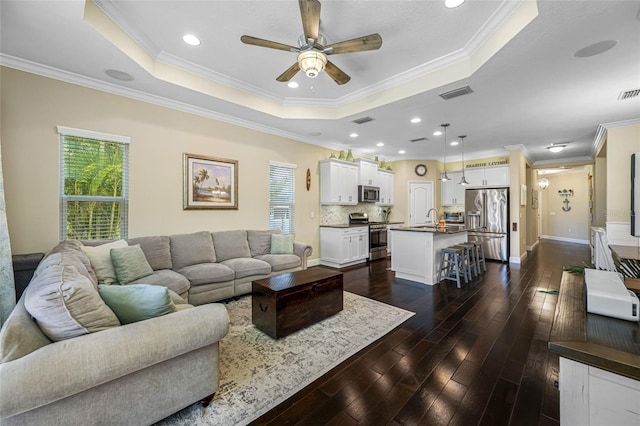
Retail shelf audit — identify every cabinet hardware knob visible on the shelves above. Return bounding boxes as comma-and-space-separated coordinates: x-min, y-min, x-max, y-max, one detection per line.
259, 303, 268, 312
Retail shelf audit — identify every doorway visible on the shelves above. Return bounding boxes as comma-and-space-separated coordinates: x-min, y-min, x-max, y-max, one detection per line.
408, 181, 434, 226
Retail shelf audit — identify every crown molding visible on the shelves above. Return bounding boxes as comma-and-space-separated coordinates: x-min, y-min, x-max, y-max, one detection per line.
531, 156, 594, 167
504, 144, 532, 162
592, 118, 640, 155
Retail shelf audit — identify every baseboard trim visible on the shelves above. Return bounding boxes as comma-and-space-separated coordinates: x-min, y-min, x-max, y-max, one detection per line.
540, 235, 589, 245
526, 239, 540, 252
307, 259, 321, 267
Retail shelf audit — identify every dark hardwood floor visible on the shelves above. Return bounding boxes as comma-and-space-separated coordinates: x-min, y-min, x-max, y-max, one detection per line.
252, 239, 591, 426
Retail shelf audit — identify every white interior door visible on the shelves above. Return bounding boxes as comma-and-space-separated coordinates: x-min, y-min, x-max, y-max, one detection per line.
409, 181, 434, 226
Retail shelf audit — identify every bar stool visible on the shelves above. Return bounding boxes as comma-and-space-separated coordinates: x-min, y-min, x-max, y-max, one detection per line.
455, 243, 478, 279
470, 241, 487, 273
437, 247, 467, 288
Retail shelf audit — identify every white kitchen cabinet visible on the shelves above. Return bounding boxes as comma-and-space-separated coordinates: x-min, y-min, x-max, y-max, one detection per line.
319, 159, 358, 205
463, 165, 509, 187
356, 159, 379, 186
441, 171, 464, 205
559, 357, 640, 426
320, 226, 369, 268
386, 223, 404, 254
377, 169, 395, 205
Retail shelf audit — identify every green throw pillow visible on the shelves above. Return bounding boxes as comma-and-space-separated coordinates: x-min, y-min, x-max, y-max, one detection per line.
98, 284, 176, 325
110, 244, 153, 284
270, 234, 294, 254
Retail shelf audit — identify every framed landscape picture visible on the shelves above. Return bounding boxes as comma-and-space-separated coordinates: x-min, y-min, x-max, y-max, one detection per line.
183, 153, 238, 209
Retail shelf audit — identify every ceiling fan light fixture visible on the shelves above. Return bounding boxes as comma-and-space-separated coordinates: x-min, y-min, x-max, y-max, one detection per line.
297, 50, 327, 78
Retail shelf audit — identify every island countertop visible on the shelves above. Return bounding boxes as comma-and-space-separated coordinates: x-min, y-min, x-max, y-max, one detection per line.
549, 271, 640, 381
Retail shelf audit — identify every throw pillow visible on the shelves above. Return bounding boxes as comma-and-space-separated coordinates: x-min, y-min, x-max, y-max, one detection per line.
24, 265, 121, 341
110, 244, 154, 284
81, 240, 128, 284
270, 234, 294, 254
98, 284, 177, 325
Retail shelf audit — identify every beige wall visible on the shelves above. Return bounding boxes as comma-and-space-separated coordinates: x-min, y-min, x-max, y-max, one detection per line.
540, 172, 590, 241
509, 149, 527, 261
606, 125, 640, 223
390, 159, 441, 222
593, 143, 607, 227
1, 67, 331, 255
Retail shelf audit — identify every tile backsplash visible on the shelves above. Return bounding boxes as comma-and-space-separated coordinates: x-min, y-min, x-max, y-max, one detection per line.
320, 204, 392, 225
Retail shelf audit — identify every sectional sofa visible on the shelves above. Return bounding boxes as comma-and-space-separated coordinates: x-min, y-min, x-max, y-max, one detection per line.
0, 229, 312, 425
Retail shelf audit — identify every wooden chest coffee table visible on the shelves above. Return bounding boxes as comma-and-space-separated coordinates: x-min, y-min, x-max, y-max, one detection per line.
252, 267, 343, 339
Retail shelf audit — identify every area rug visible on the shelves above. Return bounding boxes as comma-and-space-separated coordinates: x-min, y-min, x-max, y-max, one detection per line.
156, 291, 414, 426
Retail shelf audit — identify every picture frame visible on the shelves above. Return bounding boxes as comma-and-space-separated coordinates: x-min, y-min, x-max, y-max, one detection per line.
531, 188, 538, 209
520, 184, 527, 206
183, 153, 238, 210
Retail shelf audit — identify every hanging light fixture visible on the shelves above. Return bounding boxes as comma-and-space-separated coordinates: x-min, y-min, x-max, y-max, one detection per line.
538, 178, 549, 190
297, 50, 327, 78
458, 135, 469, 186
440, 123, 451, 181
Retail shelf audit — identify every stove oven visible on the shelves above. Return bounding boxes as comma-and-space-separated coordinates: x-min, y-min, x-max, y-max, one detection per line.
349, 213, 388, 261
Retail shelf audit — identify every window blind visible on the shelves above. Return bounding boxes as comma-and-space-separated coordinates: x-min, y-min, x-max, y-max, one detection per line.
269, 162, 296, 235
58, 128, 129, 241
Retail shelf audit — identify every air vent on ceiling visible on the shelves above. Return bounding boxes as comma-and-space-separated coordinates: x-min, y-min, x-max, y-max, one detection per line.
618, 89, 640, 101
439, 86, 474, 100
352, 116, 375, 124
410, 137, 428, 143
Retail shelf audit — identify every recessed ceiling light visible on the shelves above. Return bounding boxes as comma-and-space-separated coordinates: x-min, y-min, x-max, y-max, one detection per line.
410, 117, 421, 124
183, 34, 201, 46
444, 0, 466, 9
376, 142, 384, 147
350, 133, 358, 138
105, 69, 134, 81
399, 150, 406, 154
433, 131, 443, 136
287, 81, 299, 88
450, 141, 459, 146
574, 40, 617, 58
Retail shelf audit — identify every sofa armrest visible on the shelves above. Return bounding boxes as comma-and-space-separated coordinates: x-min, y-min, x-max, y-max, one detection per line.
0, 304, 229, 419
293, 242, 313, 269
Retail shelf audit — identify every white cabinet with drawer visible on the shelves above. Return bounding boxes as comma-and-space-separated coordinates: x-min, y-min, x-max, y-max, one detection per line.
320, 226, 369, 268
464, 165, 509, 187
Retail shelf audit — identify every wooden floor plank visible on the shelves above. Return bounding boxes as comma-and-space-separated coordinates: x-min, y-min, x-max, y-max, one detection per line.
250, 240, 590, 426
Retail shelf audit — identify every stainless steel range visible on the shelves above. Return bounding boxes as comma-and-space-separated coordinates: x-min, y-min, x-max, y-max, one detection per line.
349, 213, 388, 261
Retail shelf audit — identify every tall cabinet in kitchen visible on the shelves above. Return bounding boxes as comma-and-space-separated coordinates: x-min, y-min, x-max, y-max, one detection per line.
377, 169, 395, 206
319, 159, 358, 205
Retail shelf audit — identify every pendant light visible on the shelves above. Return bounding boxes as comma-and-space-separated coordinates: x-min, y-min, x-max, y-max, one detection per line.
458, 135, 469, 186
440, 123, 451, 181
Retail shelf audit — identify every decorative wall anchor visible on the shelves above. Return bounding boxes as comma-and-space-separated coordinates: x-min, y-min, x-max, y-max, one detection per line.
558, 189, 573, 212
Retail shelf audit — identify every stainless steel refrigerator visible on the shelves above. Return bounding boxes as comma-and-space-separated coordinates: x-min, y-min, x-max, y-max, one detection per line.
465, 187, 509, 262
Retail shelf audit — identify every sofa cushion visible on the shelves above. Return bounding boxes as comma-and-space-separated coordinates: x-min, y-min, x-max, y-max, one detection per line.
220, 258, 271, 279
271, 234, 295, 254
24, 265, 121, 341
254, 254, 302, 272
110, 244, 154, 284
98, 284, 176, 325
81, 239, 128, 284
212, 230, 251, 262
0, 297, 52, 363
178, 263, 235, 285
34, 252, 94, 285
127, 235, 172, 270
247, 229, 281, 256
47, 240, 98, 285
170, 231, 216, 271
128, 269, 191, 297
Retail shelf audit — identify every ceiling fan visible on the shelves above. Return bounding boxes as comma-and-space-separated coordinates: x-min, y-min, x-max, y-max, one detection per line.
240, 0, 382, 85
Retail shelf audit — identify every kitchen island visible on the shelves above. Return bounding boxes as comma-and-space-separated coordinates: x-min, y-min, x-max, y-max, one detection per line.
390, 226, 468, 285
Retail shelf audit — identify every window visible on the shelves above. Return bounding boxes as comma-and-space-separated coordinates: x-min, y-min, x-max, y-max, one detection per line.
57, 126, 129, 241
269, 161, 296, 235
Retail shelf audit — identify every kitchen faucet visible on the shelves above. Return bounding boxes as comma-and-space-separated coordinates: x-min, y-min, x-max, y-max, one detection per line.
427, 208, 439, 225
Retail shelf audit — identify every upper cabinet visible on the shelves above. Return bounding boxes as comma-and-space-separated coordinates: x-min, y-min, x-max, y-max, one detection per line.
377, 169, 395, 206
463, 165, 509, 188
441, 171, 464, 205
320, 159, 358, 205
356, 159, 378, 186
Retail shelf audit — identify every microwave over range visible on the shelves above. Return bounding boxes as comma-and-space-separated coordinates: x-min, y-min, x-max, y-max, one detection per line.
358, 185, 380, 203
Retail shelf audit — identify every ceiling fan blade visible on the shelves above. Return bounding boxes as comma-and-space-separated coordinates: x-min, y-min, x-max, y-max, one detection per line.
324, 60, 351, 85
325, 33, 383, 55
299, 0, 321, 41
241, 35, 299, 52
276, 62, 301, 82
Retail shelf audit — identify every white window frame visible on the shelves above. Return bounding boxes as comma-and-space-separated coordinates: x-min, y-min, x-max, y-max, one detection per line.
57, 126, 130, 240
269, 161, 297, 235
